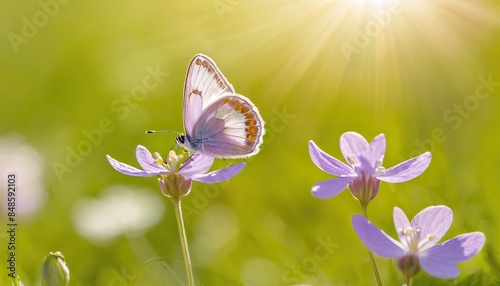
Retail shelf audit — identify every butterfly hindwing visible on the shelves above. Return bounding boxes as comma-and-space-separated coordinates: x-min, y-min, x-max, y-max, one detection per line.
189, 94, 264, 159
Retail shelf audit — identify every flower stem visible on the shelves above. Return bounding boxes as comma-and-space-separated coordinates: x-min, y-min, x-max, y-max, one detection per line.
367, 249, 383, 286
362, 205, 383, 286
172, 198, 195, 286
403, 273, 412, 286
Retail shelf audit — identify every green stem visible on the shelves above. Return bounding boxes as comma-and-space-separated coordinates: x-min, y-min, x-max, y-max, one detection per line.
172, 198, 195, 286
362, 205, 383, 286
403, 273, 411, 286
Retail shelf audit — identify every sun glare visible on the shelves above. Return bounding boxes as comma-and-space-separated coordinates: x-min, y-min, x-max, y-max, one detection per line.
250, 0, 500, 110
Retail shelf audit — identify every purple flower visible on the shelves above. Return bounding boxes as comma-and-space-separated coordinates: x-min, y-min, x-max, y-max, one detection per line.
106, 145, 245, 198
352, 206, 486, 279
309, 132, 431, 204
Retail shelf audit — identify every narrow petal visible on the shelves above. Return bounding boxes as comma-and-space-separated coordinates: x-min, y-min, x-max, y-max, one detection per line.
360, 133, 386, 171
311, 177, 353, 199
135, 145, 167, 173
308, 141, 357, 177
358, 156, 377, 177
419, 232, 486, 278
393, 207, 411, 243
412, 205, 452, 247
106, 155, 157, 177
340, 132, 369, 163
376, 152, 431, 183
192, 162, 245, 183
369, 133, 386, 161
352, 215, 405, 258
179, 153, 214, 178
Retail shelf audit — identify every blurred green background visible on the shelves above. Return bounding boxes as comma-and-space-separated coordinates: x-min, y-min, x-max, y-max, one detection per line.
1, 0, 500, 285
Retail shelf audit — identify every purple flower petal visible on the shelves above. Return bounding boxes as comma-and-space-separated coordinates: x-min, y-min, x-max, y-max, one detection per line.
357, 156, 377, 177
419, 255, 460, 279
179, 153, 214, 178
352, 215, 405, 258
340, 132, 369, 163
106, 155, 156, 177
419, 232, 486, 278
359, 134, 386, 171
308, 141, 357, 177
311, 177, 354, 199
393, 207, 411, 243
376, 152, 431, 183
192, 162, 246, 183
135, 145, 167, 173
412, 205, 452, 248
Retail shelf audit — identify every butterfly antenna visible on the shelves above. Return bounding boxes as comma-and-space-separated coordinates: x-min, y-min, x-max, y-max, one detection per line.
146, 130, 182, 136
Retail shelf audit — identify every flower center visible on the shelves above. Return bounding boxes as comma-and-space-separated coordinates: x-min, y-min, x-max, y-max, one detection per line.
400, 226, 436, 253
348, 154, 385, 177
152, 150, 186, 173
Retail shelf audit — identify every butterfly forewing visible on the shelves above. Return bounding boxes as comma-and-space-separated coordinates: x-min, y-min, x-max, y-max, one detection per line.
180, 54, 265, 158
183, 54, 235, 136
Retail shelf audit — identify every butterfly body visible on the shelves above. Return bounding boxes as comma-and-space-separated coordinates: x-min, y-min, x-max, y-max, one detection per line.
176, 54, 264, 159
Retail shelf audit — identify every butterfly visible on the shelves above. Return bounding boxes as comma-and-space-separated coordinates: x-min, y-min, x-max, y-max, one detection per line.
175, 54, 265, 159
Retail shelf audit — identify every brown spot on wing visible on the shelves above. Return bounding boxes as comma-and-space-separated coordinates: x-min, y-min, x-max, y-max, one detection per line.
246, 120, 256, 126
246, 134, 257, 141
247, 126, 258, 133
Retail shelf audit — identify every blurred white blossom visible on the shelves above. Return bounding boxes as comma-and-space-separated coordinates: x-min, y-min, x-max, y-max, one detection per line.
0, 133, 46, 218
72, 185, 164, 244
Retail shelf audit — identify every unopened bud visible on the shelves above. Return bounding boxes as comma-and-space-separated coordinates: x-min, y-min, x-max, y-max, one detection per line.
41, 251, 70, 286
396, 254, 421, 279
159, 173, 192, 200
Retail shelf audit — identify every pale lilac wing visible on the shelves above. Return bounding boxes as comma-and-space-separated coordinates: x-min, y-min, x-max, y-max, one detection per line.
183, 54, 235, 136
189, 94, 264, 159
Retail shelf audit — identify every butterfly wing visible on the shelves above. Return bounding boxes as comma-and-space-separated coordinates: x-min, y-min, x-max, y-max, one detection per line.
183, 54, 235, 137
188, 94, 265, 159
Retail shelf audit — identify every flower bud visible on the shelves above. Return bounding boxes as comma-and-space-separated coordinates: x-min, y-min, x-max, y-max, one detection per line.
348, 175, 381, 207
41, 251, 70, 286
396, 254, 421, 279
159, 173, 192, 200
